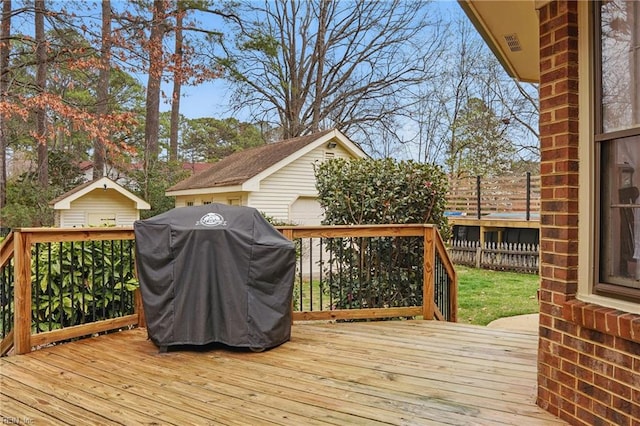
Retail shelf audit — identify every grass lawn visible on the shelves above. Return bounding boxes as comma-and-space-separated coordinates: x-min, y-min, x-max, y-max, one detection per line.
456, 265, 540, 326
294, 266, 540, 326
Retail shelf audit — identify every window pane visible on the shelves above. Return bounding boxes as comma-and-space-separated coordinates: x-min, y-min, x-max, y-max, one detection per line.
600, 0, 640, 133
600, 136, 640, 289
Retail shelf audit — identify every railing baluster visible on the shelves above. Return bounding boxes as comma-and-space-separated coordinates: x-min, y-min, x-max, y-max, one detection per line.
34, 243, 40, 333
47, 243, 53, 332
119, 240, 125, 316
80, 241, 86, 324
328, 237, 334, 310
58, 242, 64, 329
91, 241, 97, 322
308, 238, 313, 311
70, 241, 75, 326
319, 238, 323, 311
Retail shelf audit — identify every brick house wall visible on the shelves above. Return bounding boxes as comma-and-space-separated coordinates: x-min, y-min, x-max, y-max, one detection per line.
537, 1, 640, 425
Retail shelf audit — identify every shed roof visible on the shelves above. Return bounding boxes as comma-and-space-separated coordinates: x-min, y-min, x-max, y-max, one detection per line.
50, 177, 151, 210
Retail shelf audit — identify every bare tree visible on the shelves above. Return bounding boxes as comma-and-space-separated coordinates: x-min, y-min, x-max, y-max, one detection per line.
403, 15, 539, 171
218, 0, 444, 141
0, 0, 10, 209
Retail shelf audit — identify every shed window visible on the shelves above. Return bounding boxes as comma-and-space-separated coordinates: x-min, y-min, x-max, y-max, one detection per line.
596, 0, 640, 301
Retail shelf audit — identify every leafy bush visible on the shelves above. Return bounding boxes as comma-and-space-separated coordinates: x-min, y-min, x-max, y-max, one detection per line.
316, 158, 449, 230
315, 158, 449, 310
30, 239, 138, 332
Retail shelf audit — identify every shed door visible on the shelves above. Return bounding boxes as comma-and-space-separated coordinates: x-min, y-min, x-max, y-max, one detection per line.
290, 197, 323, 225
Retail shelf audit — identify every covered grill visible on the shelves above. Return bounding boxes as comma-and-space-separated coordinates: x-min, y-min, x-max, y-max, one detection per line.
134, 204, 295, 351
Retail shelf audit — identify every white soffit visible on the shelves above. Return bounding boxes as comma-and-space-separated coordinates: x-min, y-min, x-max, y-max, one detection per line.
459, 0, 540, 83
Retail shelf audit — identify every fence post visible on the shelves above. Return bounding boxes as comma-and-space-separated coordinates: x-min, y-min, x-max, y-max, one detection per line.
475, 242, 482, 269
13, 231, 32, 355
476, 175, 481, 219
422, 226, 435, 320
526, 172, 531, 221
281, 228, 295, 324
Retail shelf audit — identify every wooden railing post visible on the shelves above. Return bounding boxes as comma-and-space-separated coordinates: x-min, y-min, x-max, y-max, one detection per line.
422, 226, 435, 320
134, 288, 146, 328
13, 231, 32, 355
281, 228, 295, 324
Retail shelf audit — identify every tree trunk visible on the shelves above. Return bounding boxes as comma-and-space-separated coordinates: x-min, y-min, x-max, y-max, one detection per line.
143, 0, 166, 171
35, 0, 48, 189
169, 2, 183, 162
0, 0, 11, 210
93, 0, 111, 180
311, 0, 329, 133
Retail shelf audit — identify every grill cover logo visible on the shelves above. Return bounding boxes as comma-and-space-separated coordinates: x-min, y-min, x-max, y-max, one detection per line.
197, 212, 227, 227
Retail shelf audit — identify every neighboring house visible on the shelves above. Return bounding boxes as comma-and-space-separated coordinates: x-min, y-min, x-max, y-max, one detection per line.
50, 177, 150, 227
461, 1, 639, 424
166, 129, 368, 225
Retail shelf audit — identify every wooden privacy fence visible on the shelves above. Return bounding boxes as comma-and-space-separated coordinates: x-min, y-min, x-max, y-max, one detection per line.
447, 173, 541, 217
448, 240, 540, 274
0, 224, 456, 355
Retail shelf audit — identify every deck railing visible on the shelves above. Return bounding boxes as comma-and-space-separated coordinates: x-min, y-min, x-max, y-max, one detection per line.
278, 225, 457, 323
0, 224, 456, 356
0, 228, 143, 356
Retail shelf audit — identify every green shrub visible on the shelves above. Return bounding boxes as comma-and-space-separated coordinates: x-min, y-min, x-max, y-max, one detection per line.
315, 158, 449, 309
30, 240, 138, 332
316, 157, 449, 230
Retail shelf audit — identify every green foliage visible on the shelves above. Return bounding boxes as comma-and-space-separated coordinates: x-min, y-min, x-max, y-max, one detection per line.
456, 266, 539, 325
180, 117, 265, 162
130, 160, 190, 219
29, 240, 139, 333
448, 97, 516, 178
0, 239, 138, 334
1, 151, 85, 228
315, 158, 449, 310
316, 157, 449, 230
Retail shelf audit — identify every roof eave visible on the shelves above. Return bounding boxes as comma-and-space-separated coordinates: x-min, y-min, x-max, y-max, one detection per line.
458, 0, 541, 84
166, 185, 245, 197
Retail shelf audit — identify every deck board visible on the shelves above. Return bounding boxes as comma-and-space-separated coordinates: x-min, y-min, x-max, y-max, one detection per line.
0, 320, 565, 425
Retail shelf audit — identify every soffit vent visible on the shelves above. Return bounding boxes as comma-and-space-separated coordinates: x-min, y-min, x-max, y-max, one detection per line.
503, 33, 522, 52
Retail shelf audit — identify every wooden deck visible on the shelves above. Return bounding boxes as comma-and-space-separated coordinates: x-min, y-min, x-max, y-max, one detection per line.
0, 321, 565, 425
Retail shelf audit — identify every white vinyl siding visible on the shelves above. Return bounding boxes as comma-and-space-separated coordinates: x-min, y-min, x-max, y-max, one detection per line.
248, 145, 352, 222
57, 210, 87, 228
57, 190, 140, 227
174, 192, 247, 207
171, 142, 358, 223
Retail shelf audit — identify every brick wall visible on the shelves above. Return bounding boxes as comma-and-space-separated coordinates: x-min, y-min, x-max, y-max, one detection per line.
537, 1, 640, 425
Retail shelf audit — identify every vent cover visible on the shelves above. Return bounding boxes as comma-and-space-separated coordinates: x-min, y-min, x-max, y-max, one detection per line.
504, 34, 522, 52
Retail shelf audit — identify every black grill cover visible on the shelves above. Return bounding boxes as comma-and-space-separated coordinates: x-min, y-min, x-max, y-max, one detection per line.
134, 204, 295, 350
